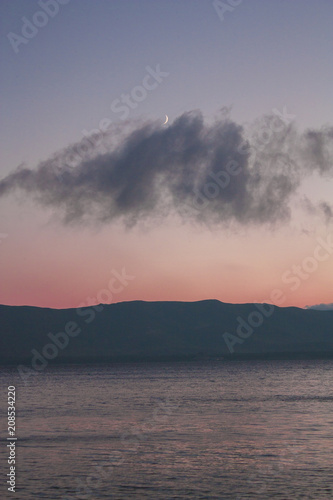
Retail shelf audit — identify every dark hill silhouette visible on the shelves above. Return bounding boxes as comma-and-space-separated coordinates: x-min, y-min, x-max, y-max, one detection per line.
1, 300, 333, 364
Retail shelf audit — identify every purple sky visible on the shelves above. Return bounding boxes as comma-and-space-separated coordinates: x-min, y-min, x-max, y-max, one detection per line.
0, 0, 332, 308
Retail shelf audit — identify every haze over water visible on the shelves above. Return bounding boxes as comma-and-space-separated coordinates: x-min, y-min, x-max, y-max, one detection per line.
1, 360, 332, 499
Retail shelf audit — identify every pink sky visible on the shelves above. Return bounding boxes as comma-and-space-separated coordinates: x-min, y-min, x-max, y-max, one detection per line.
1, 198, 332, 309
1, 0, 332, 311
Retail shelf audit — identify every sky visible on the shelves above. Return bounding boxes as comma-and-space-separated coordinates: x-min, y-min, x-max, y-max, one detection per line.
0, 0, 332, 309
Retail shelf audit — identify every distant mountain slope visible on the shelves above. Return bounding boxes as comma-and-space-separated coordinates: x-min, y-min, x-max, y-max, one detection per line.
1, 300, 333, 364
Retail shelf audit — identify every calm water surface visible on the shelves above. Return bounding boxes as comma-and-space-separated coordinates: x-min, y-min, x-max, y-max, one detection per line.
1, 360, 333, 499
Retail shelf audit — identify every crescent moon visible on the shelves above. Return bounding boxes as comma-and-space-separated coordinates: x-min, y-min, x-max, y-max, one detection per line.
163, 115, 169, 125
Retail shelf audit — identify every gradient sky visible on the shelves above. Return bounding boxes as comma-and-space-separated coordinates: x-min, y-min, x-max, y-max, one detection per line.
0, 0, 332, 308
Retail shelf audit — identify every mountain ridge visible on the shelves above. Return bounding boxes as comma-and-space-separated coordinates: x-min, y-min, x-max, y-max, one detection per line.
1, 300, 333, 365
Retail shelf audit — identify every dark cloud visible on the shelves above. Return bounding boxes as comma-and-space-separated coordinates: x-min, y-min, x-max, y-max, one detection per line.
301, 198, 333, 224
301, 127, 333, 174
0, 110, 332, 227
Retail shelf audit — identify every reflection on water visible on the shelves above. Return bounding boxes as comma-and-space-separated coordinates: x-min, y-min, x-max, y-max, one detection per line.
1, 360, 333, 499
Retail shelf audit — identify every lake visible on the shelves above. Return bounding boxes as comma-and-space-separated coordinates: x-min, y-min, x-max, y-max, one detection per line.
1, 360, 333, 499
